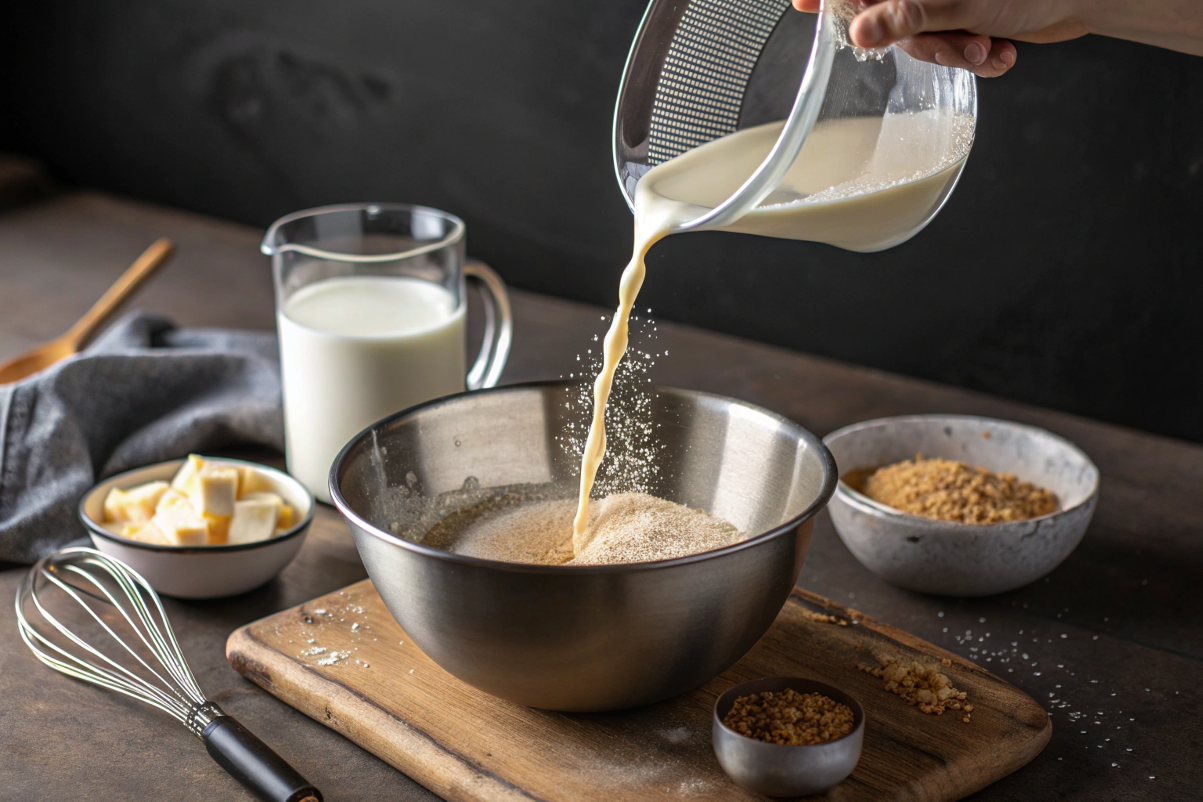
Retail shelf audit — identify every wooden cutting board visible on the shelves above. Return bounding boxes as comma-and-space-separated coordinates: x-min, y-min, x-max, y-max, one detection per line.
227, 581, 1050, 801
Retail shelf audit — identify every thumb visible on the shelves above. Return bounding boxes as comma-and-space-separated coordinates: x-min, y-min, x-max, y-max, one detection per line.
849, 0, 972, 48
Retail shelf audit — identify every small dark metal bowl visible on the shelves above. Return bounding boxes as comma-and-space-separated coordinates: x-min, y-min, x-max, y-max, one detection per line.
713, 677, 865, 797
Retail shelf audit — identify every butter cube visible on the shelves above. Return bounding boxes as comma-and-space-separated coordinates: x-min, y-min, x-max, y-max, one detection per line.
228, 498, 278, 545
122, 520, 170, 545
102, 481, 169, 525
160, 520, 207, 547
238, 466, 275, 497
276, 503, 295, 531
205, 515, 232, 545
241, 492, 295, 532
170, 454, 206, 496
151, 492, 208, 547
155, 488, 188, 515
193, 464, 239, 517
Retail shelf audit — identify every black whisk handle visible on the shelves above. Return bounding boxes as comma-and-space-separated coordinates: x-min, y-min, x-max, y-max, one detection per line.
202, 715, 323, 802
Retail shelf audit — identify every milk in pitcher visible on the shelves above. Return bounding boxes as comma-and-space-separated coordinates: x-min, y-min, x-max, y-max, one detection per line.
279, 275, 465, 502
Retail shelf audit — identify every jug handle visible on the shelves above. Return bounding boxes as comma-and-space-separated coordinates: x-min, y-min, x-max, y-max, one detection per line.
464, 260, 512, 390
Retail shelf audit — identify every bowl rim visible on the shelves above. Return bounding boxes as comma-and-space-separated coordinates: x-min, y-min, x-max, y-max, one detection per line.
78, 456, 316, 554
329, 381, 839, 574
712, 676, 866, 750
823, 414, 1100, 530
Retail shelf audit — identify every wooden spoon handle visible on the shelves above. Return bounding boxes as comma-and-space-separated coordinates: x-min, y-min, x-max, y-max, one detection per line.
63, 238, 175, 347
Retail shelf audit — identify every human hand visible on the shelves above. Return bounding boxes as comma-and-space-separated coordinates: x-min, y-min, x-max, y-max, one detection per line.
791, 0, 1092, 78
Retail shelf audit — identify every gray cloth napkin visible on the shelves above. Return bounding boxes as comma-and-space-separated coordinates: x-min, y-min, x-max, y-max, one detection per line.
0, 311, 283, 563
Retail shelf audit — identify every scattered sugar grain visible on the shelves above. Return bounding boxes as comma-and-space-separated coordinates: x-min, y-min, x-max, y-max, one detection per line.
317, 650, 350, 666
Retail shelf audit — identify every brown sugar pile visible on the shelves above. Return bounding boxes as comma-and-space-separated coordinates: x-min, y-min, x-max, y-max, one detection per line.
857, 656, 974, 722
425, 492, 745, 566
800, 609, 849, 626
854, 456, 1058, 524
722, 688, 855, 746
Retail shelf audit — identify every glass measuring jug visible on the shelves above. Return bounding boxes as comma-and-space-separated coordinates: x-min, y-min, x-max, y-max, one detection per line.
262, 203, 512, 502
613, 0, 977, 252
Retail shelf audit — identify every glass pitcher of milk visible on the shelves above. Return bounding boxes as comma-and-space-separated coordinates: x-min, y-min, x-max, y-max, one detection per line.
613, 0, 977, 251
263, 203, 512, 503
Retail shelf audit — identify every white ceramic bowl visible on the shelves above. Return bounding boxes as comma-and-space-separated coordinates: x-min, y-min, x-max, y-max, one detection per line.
823, 415, 1099, 597
78, 457, 315, 599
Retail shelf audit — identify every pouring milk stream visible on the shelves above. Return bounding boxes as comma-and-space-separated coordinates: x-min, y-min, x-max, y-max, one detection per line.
572, 112, 974, 550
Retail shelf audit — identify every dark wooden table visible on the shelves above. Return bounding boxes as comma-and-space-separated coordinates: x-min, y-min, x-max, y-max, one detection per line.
1, 191, 1199, 801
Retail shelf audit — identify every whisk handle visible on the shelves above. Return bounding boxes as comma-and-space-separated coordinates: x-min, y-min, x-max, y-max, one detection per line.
203, 715, 323, 802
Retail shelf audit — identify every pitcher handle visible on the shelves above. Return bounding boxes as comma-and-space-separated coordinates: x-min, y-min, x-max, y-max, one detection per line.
464, 260, 512, 390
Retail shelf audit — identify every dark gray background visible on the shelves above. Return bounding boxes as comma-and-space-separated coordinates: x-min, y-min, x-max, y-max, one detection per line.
2, 1, 1201, 440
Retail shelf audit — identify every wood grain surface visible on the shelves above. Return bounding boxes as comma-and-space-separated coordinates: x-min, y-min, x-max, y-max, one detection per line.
2, 192, 1199, 801
227, 580, 1051, 801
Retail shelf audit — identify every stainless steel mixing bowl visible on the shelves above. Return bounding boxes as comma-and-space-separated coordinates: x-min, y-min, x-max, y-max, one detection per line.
331, 382, 837, 711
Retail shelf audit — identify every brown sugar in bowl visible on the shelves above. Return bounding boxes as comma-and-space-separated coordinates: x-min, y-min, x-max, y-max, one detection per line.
713, 677, 865, 797
823, 415, 1098, 597
855, 456, 1059, 525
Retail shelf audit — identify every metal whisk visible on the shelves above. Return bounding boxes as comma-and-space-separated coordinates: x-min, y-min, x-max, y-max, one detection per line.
15, 546, 323, 802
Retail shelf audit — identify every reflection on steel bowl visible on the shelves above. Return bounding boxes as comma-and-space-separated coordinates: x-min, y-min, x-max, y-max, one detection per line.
331, 382, 837, 711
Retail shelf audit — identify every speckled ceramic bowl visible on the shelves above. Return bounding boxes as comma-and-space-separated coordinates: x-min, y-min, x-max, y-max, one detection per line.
823, 415, 1099, 597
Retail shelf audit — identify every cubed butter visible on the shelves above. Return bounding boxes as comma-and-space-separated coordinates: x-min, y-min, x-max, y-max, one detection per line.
170, 454, 206, 496
193, 464, 239, 517
241, 492, 295, 531
122, 520, 169, 545
228, 498, 278, 545
155, 488, 189, 516
205, 515, 231, 545
238, 466, 275, 497
101, 457, 287, 548
152, 490, 208, 546
102, 481, 168, 525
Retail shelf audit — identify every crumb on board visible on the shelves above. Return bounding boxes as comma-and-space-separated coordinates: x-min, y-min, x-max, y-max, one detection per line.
857, 656, 973, 721
801, 609, 849, 626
